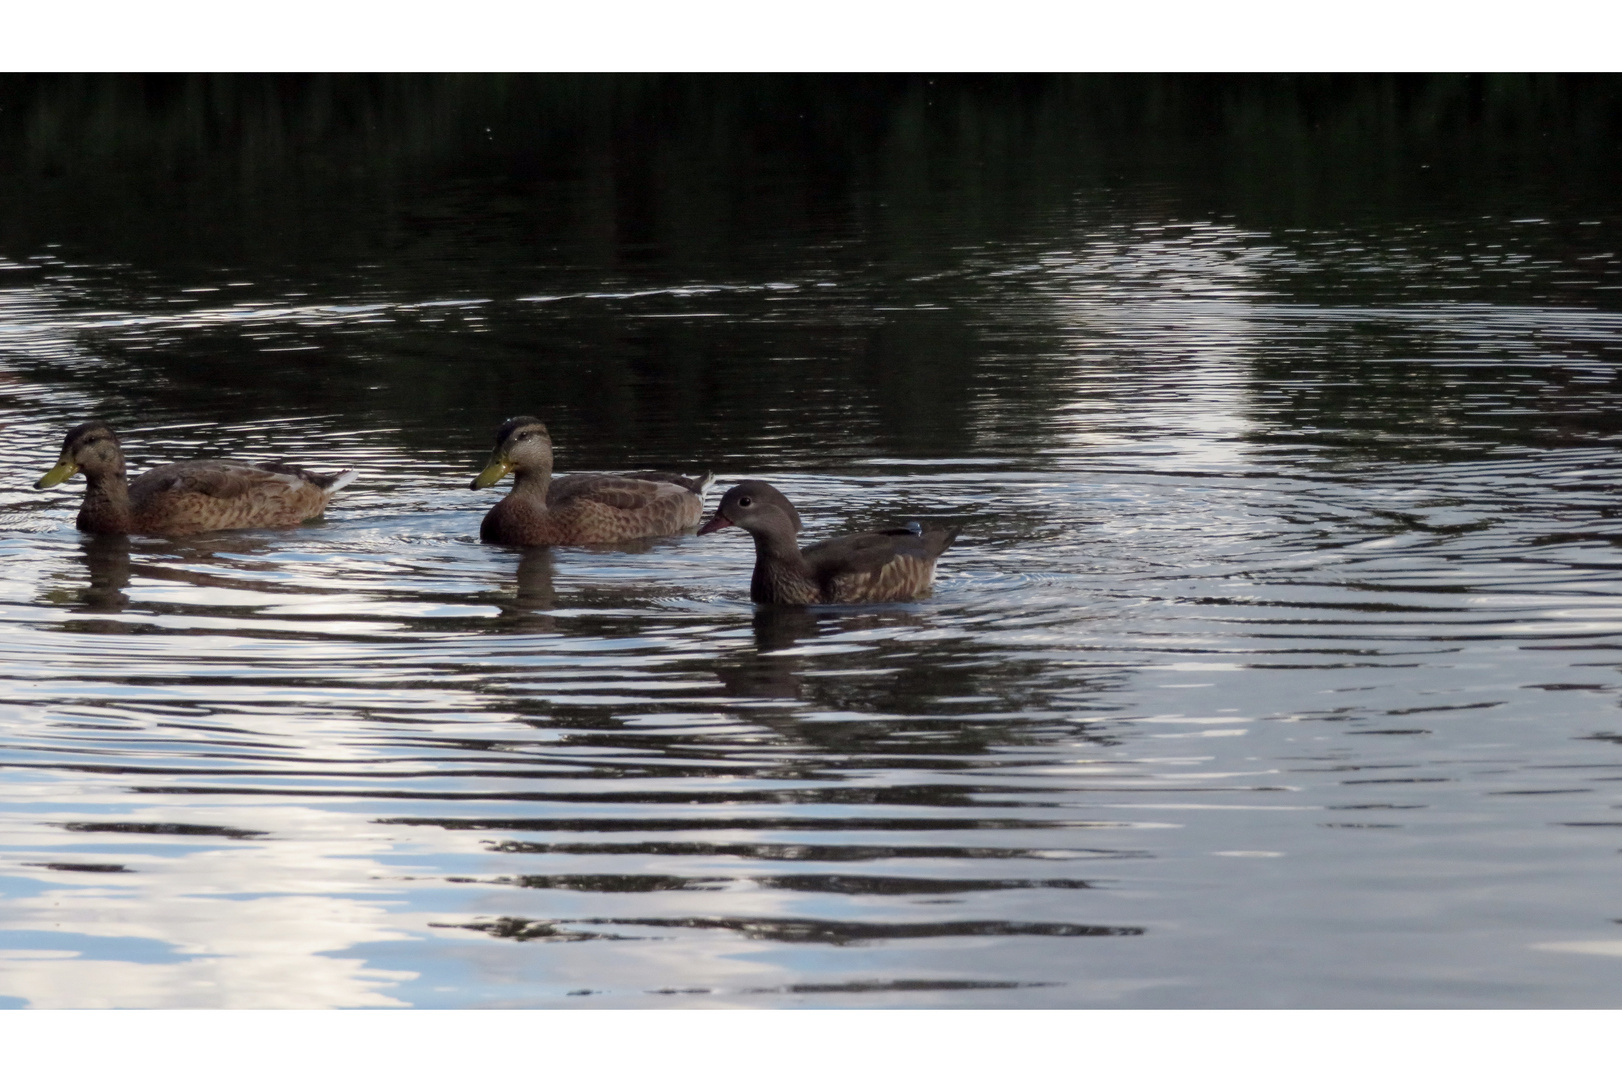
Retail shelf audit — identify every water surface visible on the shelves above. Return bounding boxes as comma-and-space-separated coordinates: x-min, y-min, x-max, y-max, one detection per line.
3, 75, 1622, 1007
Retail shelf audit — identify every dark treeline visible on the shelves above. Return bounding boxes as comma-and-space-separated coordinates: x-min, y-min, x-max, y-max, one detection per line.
1, 74, 1620, 271
5, 74, 1618, 183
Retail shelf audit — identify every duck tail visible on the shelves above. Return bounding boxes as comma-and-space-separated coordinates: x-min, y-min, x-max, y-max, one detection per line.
693, 470, 717, 496
322, 469, 360, 494
928, 524, 961, 557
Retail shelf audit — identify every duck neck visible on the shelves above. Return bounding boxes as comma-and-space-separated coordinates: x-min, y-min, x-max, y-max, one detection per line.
79, 465, 133, 533
750, 524, 804, 566
748, 523, 812, 603
509, 465, 552, 504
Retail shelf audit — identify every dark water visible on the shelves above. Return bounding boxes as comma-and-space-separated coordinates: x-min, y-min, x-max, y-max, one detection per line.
4, 75, 1622, 1007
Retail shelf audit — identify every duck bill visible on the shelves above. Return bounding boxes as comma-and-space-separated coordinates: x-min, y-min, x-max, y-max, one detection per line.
35, 459, 80, 490
470, 455, 513, 491
697, 513, 733, 535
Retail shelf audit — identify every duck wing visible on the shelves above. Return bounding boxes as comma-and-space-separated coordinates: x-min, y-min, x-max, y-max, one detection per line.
803, 531, 915, 576
254, 460, 358, 492
129, 460, 311, 502
619, 470, 715, 496
548, 472, 694, 510
803, 525, 960, 602
805, 525, 958, 569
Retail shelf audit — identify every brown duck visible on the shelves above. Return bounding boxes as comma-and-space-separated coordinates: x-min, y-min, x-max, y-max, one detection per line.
470, 416, 713, 545
34, 421, 357, 537
698, 480, 959, 604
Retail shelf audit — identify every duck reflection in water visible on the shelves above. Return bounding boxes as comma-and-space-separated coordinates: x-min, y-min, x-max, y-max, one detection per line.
42, 532, 343, 618
713, 606, 993, 760
39, 534, 133, 614
716, 607, 824, 699
492, 547, 559, 632
123, 533, 319, 595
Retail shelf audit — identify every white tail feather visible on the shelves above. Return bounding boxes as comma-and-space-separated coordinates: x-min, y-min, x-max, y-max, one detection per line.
323, 469, 360, 494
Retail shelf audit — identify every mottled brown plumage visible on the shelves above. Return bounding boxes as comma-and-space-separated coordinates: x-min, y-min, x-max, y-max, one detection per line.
698, 480, 959, 604
34, 421, 357, 537
470, 416, 713, 546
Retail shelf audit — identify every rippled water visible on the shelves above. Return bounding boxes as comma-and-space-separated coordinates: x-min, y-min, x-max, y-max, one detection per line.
4, 76, 1622, 1008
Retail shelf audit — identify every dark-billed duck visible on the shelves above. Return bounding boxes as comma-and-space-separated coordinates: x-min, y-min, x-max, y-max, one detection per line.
698, 480, 958, 604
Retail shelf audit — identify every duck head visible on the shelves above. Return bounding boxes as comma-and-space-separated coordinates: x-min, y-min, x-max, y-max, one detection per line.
471, 416, 554, 490
36, 421, 125, 489
698, 480, 804, 537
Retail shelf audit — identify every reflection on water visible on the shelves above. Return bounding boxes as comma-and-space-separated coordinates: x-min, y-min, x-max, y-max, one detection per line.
37, 534, 132, 614
3, 75, 1622, 1007
713, 608, 822, 699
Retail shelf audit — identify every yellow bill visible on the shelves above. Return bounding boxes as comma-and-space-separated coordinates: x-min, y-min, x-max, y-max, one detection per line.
470, 455, 513, 491
35, 459, 80, 490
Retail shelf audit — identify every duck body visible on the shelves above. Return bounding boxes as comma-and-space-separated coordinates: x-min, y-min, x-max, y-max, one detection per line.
35, 422, 356, 537
472, 416, 712, 546
699, 480, 958, 604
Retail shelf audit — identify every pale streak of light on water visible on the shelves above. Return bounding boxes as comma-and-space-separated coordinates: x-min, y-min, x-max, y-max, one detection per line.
4, 213, 1622, 1007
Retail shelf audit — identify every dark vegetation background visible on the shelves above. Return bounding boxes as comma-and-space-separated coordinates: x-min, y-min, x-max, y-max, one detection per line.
2, 74, 1619, 270
2, 74, 1620, 465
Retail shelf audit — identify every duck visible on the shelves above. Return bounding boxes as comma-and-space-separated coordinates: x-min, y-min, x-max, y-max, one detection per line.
697, 480, 959, 604
470, 416, 713, 545
34, 421, 357, 537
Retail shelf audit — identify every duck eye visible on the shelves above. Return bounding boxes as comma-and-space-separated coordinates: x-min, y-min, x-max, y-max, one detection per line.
738, 496, 753, 508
